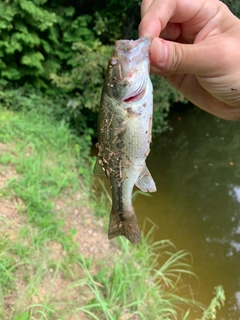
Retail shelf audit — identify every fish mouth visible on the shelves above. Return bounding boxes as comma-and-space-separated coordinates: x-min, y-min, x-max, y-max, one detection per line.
116, 37, 152, 55
123, 89, 146, 103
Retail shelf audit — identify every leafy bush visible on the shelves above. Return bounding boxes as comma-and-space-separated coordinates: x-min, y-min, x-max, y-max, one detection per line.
50, 41, 112, 113
0, 0, 96, 88
0, 0, 143, 87
90, 0, 141, 43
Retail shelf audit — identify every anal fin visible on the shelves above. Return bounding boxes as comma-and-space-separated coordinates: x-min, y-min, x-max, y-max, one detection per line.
135, 164, 156, 193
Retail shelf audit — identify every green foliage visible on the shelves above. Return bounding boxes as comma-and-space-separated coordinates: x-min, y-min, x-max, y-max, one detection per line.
0, 0, 97, 87
0, 255, 16, 290
201, 286, 225, 320
91, 0, 141, 43
50, 41, 112, 113
0, 0, 56, 84
0, 0, 142, 89
13, 312, 30, 320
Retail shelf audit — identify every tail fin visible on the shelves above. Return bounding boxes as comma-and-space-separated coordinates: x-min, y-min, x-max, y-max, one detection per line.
108, 207, 140, 244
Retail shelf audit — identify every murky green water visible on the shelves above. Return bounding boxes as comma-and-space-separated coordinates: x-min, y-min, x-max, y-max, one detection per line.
135, 107, 240, 319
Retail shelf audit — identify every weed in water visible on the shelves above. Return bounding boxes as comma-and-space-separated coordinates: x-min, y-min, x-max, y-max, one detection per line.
200, 286, 225, 320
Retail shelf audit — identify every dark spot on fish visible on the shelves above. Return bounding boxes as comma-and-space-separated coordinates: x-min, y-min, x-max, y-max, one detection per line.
116, 182, 124, 213
116, 138, 125, 150
145, 131, 148, 134
231, 87, 237, 91
119, 212, 124, 220
143, 103, 146, 107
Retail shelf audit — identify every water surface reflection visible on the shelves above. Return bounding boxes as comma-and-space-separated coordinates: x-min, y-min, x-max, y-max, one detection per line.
135, 107, 240, 319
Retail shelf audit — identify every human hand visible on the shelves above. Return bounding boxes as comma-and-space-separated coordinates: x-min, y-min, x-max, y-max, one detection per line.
139, 0, 240, 120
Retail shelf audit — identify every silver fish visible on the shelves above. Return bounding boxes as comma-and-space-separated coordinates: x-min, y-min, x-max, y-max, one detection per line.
95, 37, 156, 244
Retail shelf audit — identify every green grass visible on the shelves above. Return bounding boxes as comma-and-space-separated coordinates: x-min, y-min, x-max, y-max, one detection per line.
0, 108, 89, 247
0, 106, 225, 319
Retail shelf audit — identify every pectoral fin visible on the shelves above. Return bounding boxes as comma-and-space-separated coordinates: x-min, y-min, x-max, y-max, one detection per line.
93, 158, 106, 176
135, 164, 156, 193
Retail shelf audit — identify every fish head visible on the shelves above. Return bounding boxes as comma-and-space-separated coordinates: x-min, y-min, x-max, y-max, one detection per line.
104, 37, 152, 104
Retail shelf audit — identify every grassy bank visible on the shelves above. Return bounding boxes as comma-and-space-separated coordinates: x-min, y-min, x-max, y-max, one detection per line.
0, 107, 224, 319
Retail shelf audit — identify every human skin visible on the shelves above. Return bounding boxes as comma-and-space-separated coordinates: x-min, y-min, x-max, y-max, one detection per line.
139, 0, 240, 120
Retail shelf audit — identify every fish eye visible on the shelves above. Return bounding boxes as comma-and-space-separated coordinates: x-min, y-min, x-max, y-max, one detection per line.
110, 57, 118, 66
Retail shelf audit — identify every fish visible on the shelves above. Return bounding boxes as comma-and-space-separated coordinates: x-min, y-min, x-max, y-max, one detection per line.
94, 37, 156, 244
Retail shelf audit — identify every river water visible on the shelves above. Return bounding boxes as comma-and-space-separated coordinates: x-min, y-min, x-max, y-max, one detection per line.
135, 106, 240, 319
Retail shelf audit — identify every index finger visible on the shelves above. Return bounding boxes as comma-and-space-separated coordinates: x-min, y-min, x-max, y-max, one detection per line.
140, 0, 153, 17
139, 0, 217, 38
139, 0, 177, 37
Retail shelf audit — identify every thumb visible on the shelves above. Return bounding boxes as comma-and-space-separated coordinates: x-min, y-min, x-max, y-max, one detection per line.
150, 38, 223, 76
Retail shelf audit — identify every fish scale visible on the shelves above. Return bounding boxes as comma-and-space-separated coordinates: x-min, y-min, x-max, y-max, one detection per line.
94, 37, 156, 244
